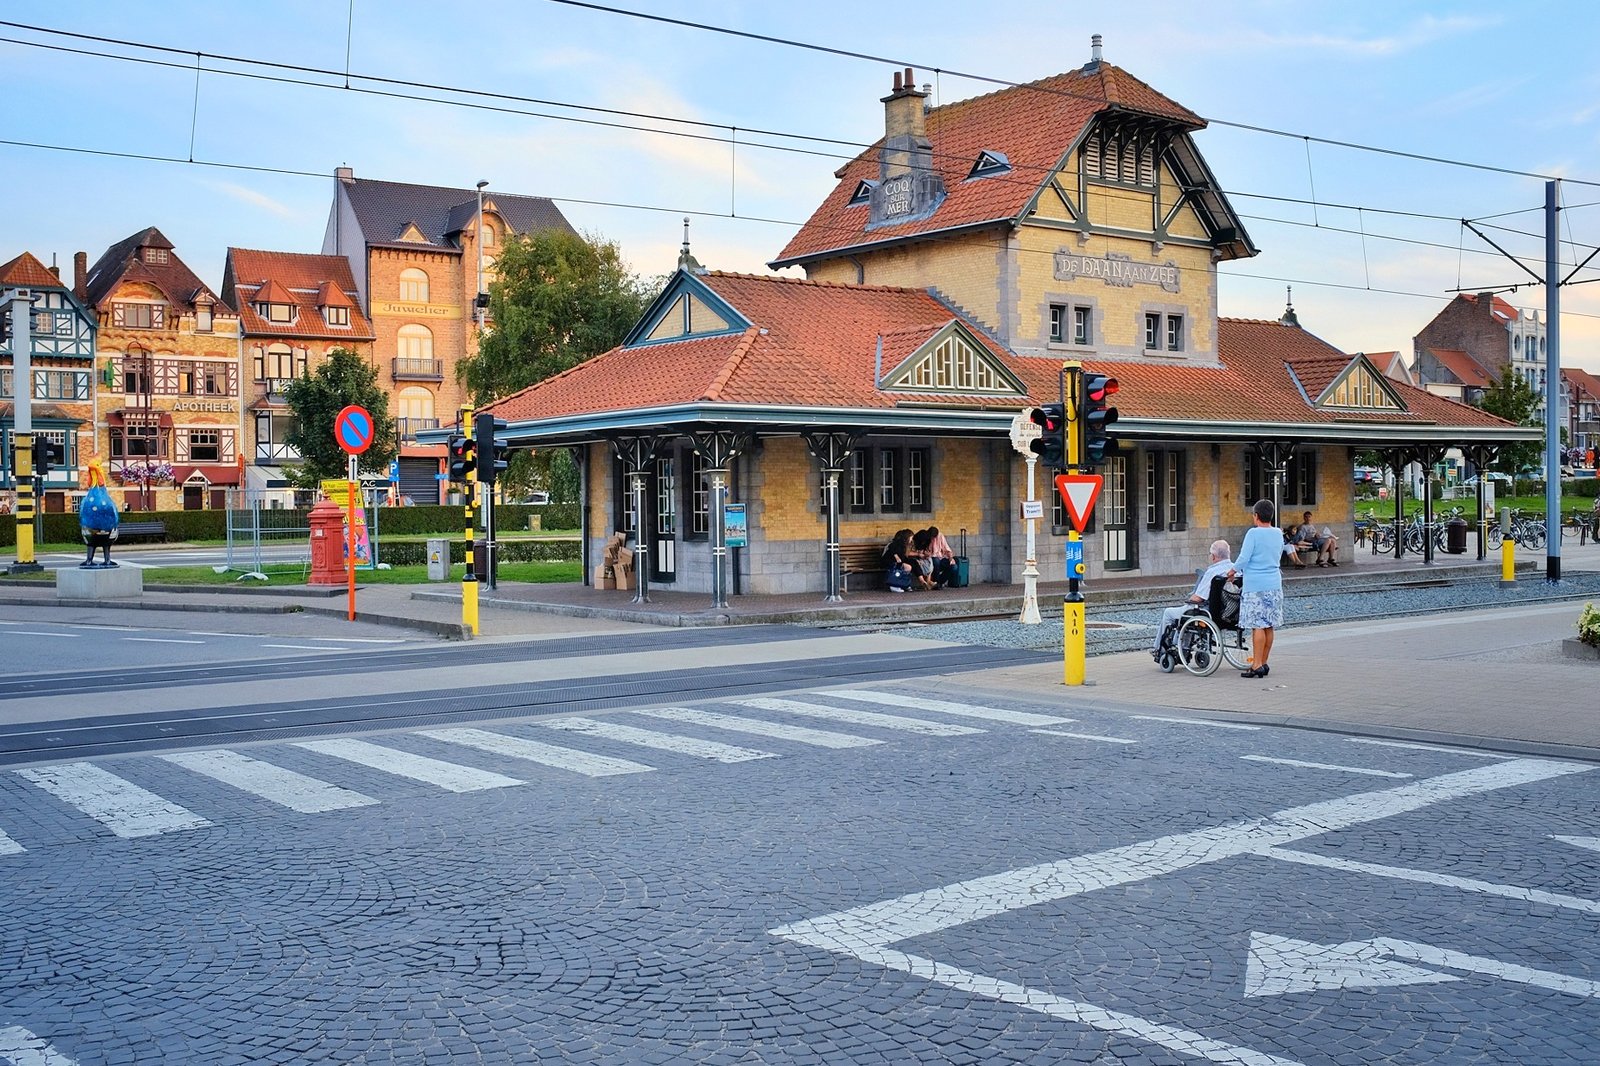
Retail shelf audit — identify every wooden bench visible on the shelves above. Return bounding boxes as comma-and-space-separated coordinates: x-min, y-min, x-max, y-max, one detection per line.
838, 541, 887, 591
117, 520, 167, 542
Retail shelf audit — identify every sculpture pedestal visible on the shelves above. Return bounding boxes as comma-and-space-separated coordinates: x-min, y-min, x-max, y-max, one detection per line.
56, 566, 144, 602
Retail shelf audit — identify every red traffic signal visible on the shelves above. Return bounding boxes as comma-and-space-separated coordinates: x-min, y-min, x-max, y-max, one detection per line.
1081, 373, 1120, 467
1029, 404, 1067, 467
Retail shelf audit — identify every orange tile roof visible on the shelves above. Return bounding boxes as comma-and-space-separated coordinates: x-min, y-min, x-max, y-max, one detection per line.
1458, 292, 1519, 324
484, 273, 1516, 437
0, 251, 63, 289
223, 248, 375, 341
1564, 367, 1600, 400
1427, 347, 1492, 387
773, 63, 1202, 266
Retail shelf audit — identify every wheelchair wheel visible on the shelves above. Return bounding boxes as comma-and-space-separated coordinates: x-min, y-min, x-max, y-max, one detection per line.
1178, 615, 1221, 677
1158, 651, 1176, 673
1217, 625, 1253, 671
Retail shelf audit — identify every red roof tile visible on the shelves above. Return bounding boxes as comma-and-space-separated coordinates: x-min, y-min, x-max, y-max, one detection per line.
485, 273, 1515, 436
222, 248, 375, 341
1459, 292, 1520, 324
0, 251, 63, 289
773, 63, 1203, 266
1427, 347, 1492, 387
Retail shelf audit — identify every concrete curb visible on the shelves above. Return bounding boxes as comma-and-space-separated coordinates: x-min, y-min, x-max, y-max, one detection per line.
295, 602, 473, 641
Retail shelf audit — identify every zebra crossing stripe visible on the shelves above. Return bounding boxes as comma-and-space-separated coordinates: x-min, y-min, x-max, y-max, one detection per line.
0, 1026, 78, 1065
736, 697, 982, 738
158, 750, 379, 813
294, 738, 523, 793
826, 689, 1074, 727
633, 707, 881, 749
417, 728, 655, 778
0, 827, 24, 856
545, 718, 777, 763
13, 763, 209, 839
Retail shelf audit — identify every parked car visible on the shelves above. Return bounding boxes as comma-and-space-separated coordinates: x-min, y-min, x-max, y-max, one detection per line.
1462, 473, 1513, 488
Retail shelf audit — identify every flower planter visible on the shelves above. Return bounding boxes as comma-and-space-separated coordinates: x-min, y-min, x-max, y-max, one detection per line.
1561, 639, 1600, 662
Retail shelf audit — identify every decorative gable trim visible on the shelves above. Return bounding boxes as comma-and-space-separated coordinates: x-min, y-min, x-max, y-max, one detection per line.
1313, 356, 1408, 412
623, 269, 749, 348
397, 222, 429, 243
879, 321, 1027, 396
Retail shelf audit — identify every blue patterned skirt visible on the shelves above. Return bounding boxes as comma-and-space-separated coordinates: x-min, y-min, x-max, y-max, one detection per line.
1239, 587, 1284, 630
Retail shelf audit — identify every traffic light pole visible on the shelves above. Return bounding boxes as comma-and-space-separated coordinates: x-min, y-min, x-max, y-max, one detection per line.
459, 405, 479, 636
5, 289, 41, 574
1062, 362, 1086, 687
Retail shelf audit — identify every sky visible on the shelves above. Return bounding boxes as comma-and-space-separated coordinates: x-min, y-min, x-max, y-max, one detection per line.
3, 0, 1599, 373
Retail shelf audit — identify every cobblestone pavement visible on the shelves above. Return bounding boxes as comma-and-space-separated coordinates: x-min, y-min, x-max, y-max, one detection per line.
1, 679, 1596, 1064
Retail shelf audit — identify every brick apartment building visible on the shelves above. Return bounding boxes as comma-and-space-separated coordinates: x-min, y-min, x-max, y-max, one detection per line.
321, 170, 575, 503
221, 249, 377, 504
82, 228, 243, 511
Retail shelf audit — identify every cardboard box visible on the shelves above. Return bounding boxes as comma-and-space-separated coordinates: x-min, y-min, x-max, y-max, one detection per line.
613, 565, 634, 591
592, 564, 615, 590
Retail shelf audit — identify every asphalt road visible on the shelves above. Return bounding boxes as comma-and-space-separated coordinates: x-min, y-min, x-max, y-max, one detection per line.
0, 609, 1595, 1064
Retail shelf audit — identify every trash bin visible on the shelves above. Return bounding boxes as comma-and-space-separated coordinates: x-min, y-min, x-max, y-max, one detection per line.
426, 538, 449, 581
472, 538, 490, 582
1445, 517, 1468, 554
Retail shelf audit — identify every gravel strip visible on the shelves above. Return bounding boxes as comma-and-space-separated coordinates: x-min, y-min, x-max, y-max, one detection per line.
832, 572, 1600, 655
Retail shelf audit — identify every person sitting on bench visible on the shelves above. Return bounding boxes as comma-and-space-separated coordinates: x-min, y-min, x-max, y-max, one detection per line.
1294, 510, 1339, 567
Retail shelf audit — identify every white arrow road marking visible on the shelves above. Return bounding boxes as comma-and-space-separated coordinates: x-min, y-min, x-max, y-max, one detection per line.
858, 947, 1307, 1066
1134, 714, 1259, 731
0, 1025, 78, 1065
0, 827, 25, 856
1245, 933, 1458, 997
1241, 755, 1411, 779
1259, 848, 1600, 916
1245, 931, 1600, 999
771, 758, 1590, 1065
1552, 835, 1600, 855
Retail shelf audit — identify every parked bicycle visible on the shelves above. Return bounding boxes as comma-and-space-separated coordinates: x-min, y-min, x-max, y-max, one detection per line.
1561, 509, 1599, 542
1486, 508, 1547, 550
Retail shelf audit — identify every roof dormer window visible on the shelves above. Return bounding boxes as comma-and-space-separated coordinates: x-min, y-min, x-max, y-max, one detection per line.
141, 247, 168, 265
967, 150, 1012, 180
258, 301, 294, 324
848, 180, 876, 206
325, 305, 350, 327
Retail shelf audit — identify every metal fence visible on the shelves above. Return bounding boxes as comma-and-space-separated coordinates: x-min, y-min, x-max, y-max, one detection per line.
223, 488, 383, 577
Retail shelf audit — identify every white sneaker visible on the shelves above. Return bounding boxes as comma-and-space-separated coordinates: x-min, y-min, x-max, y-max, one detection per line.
889, 587, 907, 593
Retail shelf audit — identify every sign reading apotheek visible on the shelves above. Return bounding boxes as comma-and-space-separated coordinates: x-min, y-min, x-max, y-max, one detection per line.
1053, 251, 1180, 293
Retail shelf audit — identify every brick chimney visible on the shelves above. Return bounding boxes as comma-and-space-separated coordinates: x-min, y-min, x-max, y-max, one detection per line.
869, 68, 945, 229
73, 251, 88, 300
1477, 291, 1496, 319
880, 67, 930, 180
336, 166, 355, 183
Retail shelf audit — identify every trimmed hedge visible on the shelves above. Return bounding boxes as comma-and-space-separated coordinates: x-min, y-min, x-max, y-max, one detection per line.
379, 538, 579, 566
0, 502, 579, 548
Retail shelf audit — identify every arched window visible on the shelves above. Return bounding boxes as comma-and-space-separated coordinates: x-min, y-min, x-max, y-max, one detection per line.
396, 324, 433, 361
481, 223, 496, 247
398, 268, 429, 303
397, 386, 434, 422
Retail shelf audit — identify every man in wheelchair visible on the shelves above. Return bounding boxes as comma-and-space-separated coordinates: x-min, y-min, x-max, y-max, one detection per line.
1152, 540, 1234, 662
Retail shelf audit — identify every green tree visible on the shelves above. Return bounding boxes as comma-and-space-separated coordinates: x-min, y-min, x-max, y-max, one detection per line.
282, 348, 397, 487
1476, 364, 1543, 475
458, 229, 651, 495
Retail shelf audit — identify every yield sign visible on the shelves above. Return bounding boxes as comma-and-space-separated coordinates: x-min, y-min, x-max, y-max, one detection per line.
1054, 473, 1103, 531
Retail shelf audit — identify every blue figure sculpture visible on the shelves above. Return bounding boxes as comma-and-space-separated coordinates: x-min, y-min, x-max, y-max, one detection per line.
80, 460, 120, 569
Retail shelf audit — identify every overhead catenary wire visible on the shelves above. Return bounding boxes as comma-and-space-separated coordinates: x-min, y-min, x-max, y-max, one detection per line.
2, 16, 1598, 314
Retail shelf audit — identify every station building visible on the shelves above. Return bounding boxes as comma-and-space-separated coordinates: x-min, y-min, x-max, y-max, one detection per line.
475, 42, 1534, 596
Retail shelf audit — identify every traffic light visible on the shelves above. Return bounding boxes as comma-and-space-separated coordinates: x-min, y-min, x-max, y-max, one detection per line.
1081, 373, 1120, 467
34, 439, 62, 477
1029, 404, 1067, 468
446, 433, 476, 482
473, 413, 509, 487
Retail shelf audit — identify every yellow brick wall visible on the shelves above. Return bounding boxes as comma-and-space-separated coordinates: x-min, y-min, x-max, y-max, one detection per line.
806, 232, 1007, 335
758, 437, 825, 542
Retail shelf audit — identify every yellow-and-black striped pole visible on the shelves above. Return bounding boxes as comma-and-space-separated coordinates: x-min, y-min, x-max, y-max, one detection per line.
12, 434, 37, 569
461, 406, 479, 635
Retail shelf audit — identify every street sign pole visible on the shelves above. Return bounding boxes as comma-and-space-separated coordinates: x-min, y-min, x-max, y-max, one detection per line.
1007, 412, 1043, 625
1062, 362, 1085, 686
459, 406, 479, 636
333, 404, 375, 622
4, 289, 41, 574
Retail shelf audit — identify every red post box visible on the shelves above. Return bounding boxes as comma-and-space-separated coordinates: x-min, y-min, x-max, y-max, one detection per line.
308, 498, 348, 585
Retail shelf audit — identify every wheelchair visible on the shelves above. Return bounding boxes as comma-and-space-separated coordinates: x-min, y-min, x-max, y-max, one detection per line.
1153, 575, 1253, 677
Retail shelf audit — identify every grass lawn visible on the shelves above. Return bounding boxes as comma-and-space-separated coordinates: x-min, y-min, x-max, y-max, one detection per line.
143, 561, 583, 586
1355, 495, 1597, 520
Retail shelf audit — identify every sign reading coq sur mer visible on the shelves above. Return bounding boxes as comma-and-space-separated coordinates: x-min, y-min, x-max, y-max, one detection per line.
1053, 251, 1181, 294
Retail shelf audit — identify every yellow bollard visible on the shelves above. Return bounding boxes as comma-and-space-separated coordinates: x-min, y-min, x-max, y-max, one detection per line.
1500, 534, 1515, 587
1063, 598, 1086, 686
463, 576, 479, 636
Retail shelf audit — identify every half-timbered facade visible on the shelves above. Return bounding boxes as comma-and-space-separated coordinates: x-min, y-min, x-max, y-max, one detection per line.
0, 251, 98, 511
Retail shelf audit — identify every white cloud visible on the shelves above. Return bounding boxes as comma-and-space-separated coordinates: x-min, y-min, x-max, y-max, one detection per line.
205, 180, 298, 219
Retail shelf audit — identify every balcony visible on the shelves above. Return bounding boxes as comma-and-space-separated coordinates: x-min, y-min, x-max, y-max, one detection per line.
397, 417, 440, 442
392, 358, 443, 381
